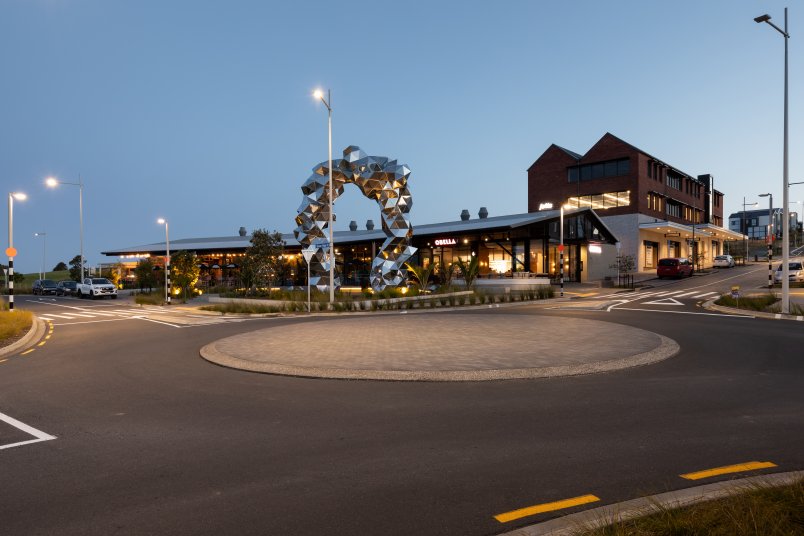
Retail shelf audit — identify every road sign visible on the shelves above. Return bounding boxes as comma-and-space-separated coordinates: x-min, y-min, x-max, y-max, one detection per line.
301, 248, 316, 263
731, 285, 740, 299
5, 247, 17, 257
558, 244, 565, 252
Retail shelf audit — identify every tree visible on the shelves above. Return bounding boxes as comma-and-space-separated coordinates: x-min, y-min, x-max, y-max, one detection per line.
405, 262, 435, 292
68, 255, 83, 282
102, 263, 124, 287
53, 261, 68, 272
455, 256, 480, 289
170, 250, 200, 301
244, 229, 285, 291
134, 258, 157, 293
13, 272, 25, 284
436, 261, 457, 289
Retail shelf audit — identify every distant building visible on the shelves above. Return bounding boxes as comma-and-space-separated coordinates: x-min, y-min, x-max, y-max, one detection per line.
728, 208, 798, 240
527, 132, 744, 273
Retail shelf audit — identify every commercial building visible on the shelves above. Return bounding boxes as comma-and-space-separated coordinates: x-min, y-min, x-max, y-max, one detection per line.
728, 208, 799, 240
527, 133, 744, 273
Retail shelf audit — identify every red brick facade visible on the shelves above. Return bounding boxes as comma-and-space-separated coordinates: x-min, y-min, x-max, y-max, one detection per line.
527, 133, 724, 227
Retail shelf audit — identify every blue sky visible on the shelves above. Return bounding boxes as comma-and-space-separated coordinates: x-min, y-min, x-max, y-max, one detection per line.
2, 0, 802, 273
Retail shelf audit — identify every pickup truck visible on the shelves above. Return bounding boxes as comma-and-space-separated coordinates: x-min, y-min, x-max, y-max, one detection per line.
79, 277, 118, 299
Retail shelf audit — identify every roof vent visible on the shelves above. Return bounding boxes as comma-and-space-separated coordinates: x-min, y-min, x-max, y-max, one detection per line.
460, 209, 470, 221
238, 227, 247, 237
349, 220, 357, 232
366, 219, 375, 230
478, 207, 488, 219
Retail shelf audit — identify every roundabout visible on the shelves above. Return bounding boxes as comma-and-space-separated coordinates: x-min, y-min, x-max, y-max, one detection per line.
200, 312, 680, 381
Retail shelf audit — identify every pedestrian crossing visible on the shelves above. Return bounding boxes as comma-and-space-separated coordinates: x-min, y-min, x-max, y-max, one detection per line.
37, 307, 168, 322
592, 289, 720, 301
36, 306, 248, 327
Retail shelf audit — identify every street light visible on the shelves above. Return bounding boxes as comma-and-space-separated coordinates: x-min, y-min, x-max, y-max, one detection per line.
34, 232, 47, 280
742, 197, 758, 260
755, 9, 791, 313
7, 192, 27, 311
788, 201, 801, 248
313, 88, 334, 305
46, 176, 85, 282
157, 218, 170, 305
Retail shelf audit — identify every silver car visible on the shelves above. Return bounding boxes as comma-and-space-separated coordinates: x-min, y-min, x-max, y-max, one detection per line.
774, 260, 804, 283
713, 255, 735, 268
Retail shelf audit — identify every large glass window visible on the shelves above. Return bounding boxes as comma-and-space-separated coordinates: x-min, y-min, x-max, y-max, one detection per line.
567, 190, 631, 210
567, 158, 630, 182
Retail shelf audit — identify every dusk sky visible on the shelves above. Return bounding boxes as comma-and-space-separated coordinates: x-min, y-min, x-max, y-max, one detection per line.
3, 0, 802, 274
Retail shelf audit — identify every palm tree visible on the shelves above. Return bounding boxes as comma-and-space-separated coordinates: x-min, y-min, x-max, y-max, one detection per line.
405, 262, 435, 292
455, 256, 480, 289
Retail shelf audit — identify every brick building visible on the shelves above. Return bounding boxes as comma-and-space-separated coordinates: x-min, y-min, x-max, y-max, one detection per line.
528, 133, 743, 274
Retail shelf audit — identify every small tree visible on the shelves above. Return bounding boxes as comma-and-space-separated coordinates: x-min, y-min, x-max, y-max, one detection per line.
53, 261, 68, 272
455, 256, 480, 289
405, 262, 435, 292
134, 258, 157, 293
68, 255, 83, 282
437, 262, 457, 289
244, 229, 285, 292
610, 254, 635, 287
170, 250, 200, 302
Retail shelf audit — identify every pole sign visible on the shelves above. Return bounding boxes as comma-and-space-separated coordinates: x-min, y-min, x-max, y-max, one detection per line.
5, 247, 17, 257
731, 285, 740, 299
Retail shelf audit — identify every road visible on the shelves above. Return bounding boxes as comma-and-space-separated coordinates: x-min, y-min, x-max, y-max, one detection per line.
0, 271, 802, 536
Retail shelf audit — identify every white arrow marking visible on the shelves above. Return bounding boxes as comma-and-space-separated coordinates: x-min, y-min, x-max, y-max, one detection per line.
642, 297, 684, 306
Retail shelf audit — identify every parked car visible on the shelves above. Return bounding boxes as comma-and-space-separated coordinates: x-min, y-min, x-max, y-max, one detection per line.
657, 258, 694, 279
56, 280, 79, 297
32, 279, 59, 295
774, 259, 804, 283
713, 254, 735, 268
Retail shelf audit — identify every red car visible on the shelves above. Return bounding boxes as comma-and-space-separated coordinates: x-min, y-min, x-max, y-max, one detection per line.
657, 258, 693, 279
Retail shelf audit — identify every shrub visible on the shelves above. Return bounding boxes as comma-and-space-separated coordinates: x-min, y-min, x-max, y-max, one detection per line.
0, 309, 33, 342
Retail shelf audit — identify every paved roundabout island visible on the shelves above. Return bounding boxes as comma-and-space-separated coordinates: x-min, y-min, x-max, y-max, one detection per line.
201, 312, 680, 381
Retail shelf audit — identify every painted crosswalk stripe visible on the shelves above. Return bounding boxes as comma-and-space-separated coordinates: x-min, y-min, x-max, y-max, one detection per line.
655, 290, 685, 296
37, 313, 78, 319
692, 292, 716, 298
64, 313, 97, 317
674, 291, 701, 298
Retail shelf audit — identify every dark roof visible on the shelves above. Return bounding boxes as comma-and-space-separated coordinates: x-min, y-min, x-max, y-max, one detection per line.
554, 144, 582, 161
101, 208, 619, 256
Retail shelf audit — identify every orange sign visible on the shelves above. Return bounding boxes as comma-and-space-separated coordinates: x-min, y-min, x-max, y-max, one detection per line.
5, 247, 17, 257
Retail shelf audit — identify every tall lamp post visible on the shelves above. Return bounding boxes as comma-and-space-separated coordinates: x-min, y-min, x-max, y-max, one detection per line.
755, 9, 790, 313
157, 219, 171, 305
34, 232, 47, 280
313, 88, 335, 305
6, 192, 27, 311
742, 197, 758, 260
759, 193, 774, 289
46, 176, 85, 282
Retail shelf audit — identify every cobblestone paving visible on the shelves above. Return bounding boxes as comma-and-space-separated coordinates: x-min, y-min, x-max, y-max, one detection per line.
212, 313, 662, 372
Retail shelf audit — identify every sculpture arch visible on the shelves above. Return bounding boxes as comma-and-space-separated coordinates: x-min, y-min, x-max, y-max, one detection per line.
294, 146, 416, 292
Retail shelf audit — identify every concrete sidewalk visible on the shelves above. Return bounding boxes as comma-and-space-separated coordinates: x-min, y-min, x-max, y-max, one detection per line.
200, 311, 679, 381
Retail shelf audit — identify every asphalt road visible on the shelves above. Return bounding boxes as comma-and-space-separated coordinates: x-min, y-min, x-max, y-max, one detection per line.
0, 272, 802, 536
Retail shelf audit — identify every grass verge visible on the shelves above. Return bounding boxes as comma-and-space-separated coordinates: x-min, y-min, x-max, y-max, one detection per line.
574, 478, 804, 536
714, 293, 778, 311
135, 293, 165, 306
0, 308, 34, 344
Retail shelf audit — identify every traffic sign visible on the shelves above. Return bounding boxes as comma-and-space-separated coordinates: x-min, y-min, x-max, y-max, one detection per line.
558, 244, 565, 252
5, 247, 17, 257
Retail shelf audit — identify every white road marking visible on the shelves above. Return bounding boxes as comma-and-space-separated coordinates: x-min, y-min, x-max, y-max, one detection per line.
674, 291, 702, 298
0, 411, 57, 450
642, 297, 685, 306
613, 307, 755, 318
50, 317, 145, 326
654, 290, 685, 297
692, 292, 717, 298
36, 313, 78, 319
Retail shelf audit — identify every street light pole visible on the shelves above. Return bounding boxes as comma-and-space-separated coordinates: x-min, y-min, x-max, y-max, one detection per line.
7, 192, 27, 311
755, 8, 791, 312
742, 197, 758, 261
34, 232, 47, 280
46, 176, 85, 281
314, 88, 335, 305
157, 219, 170, 304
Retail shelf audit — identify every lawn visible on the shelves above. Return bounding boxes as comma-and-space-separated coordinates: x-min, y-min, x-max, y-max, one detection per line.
0, 307, 34, 344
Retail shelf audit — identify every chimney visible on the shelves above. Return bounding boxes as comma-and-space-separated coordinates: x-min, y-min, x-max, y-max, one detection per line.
366, 219, 375, 230
238, 227, 247, 237
349, 220, 357, 232
460, 209, 470, 221
478, 207, 488, 219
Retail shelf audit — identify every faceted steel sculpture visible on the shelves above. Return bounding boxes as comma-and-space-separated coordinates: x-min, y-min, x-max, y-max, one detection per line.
294, 146, 416, 292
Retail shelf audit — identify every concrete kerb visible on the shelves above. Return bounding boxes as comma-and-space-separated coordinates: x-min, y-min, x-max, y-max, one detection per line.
501, 470, 803, 536
702, 297, 804, 321
0, 316, 46, 359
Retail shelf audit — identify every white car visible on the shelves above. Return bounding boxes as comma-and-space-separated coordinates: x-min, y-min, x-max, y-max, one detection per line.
78, 277, 118, 299
713, 255, 735, 268
774, 260, 804, 283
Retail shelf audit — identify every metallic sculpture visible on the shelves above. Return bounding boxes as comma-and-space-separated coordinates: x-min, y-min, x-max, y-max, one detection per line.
294, 146, 416, 292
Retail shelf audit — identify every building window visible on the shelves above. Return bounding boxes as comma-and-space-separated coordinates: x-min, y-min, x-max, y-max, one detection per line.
666, 170, 682, 190
647, 161, 652, 178
568, 158, 630, 182
666, 202, 681, 218
567, 190, 631, 210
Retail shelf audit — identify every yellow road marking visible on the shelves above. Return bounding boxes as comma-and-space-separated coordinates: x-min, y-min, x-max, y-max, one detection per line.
494, 494, 600, 523
20, 349, 34, 355
37, 341, 46, 347
45, 335, 51, 340
0, 358, 8, 363
680, 461, 777, 480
